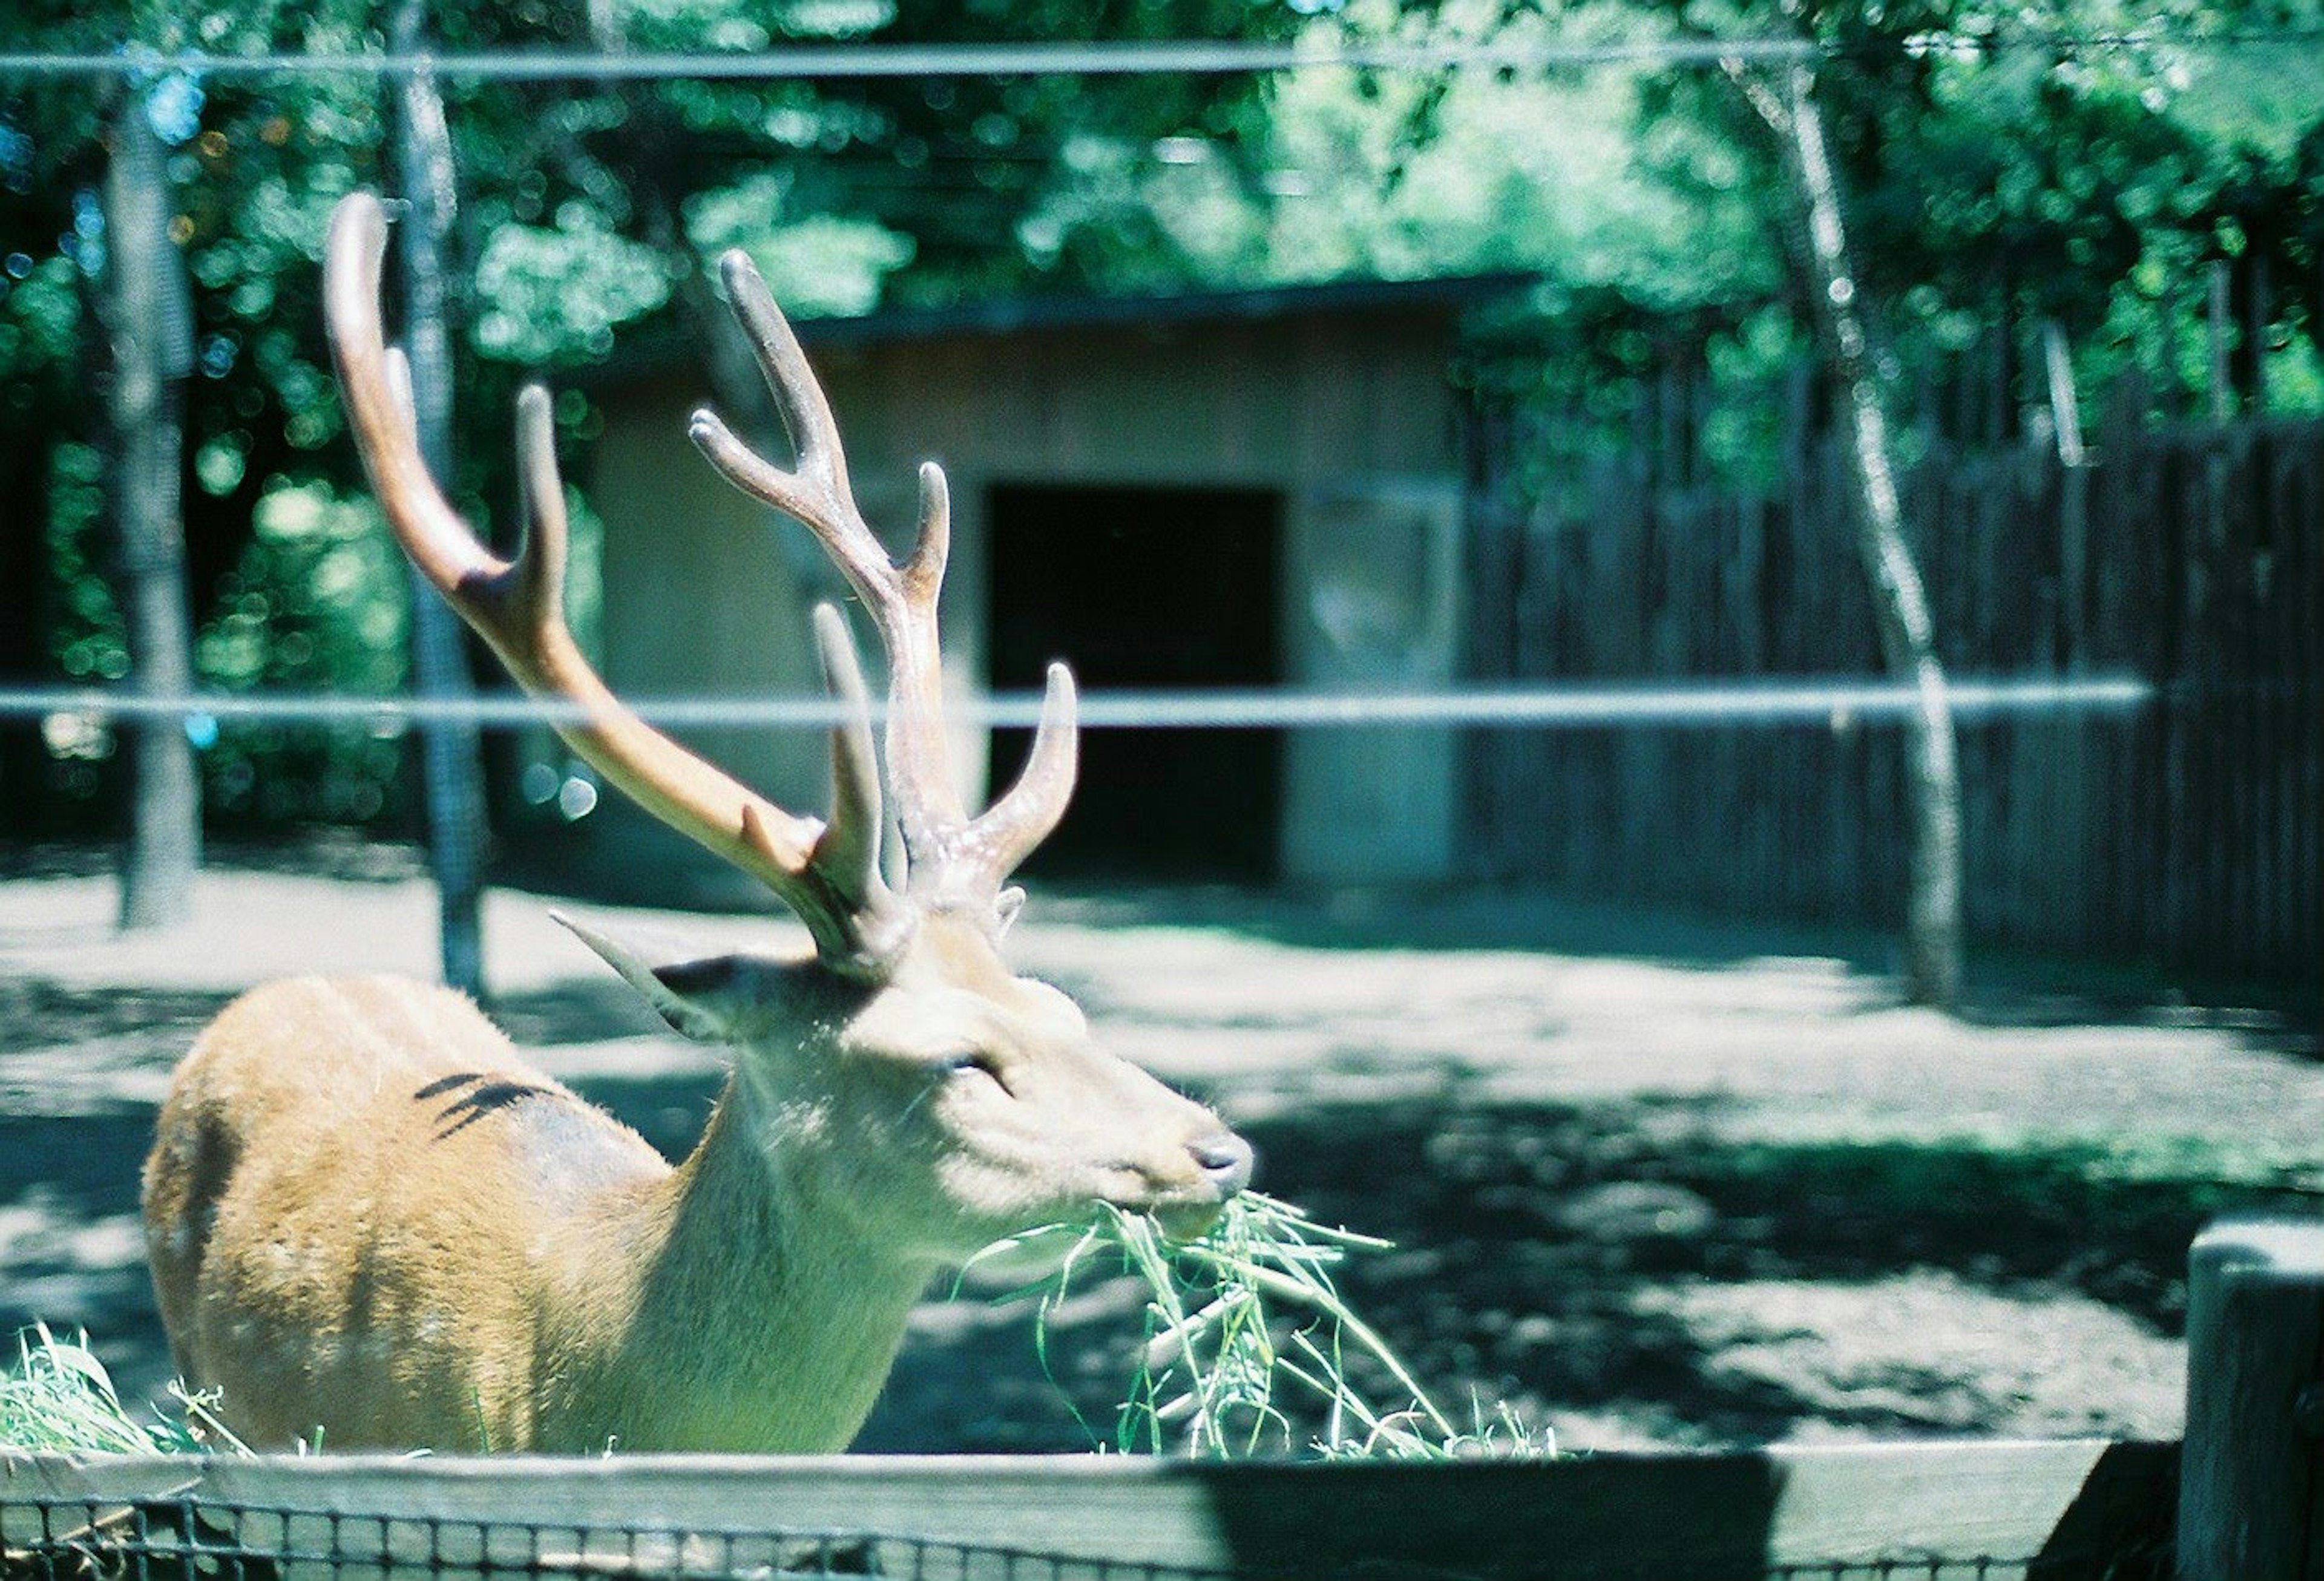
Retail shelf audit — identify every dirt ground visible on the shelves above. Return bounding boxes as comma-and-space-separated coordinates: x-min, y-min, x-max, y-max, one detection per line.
2, 842, 2316, 1455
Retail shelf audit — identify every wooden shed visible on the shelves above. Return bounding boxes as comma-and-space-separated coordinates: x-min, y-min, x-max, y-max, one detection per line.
575, 274, 1518, 901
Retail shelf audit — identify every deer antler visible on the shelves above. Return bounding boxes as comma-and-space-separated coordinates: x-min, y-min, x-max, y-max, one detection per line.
691, 250, 1078, 927
324, 192, 906, 973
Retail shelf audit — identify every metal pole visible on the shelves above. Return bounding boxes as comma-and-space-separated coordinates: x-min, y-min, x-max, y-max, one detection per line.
389, 0, 487, 993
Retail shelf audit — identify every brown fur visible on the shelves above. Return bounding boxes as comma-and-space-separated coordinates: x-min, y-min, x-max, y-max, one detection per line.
143, 917, 1245, 1453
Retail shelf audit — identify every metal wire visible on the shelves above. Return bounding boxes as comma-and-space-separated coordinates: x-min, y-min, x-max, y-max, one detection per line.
0, 29, 2309, 82
0, 37, 1813, 81
0, 673, 2156, 732
0, 1491, 1258, 1581
0, 1487, 2109, 1580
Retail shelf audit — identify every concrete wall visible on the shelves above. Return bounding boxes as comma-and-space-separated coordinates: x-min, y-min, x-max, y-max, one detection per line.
582, 305, 1468, 894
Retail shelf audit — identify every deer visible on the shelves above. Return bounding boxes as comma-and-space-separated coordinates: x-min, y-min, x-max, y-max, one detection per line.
140, 191, 1254, 1455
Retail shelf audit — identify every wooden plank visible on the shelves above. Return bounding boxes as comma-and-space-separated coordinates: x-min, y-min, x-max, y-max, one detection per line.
4, 1438, 2176, 1580
1459, 345, 2319, 980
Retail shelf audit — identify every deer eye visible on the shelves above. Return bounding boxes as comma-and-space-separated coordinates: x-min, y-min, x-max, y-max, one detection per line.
944, 1050, 1009, 1091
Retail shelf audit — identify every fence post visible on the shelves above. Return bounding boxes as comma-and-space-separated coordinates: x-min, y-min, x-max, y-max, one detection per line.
2180, 1217, 2324, 1580
389, 0, 488, 996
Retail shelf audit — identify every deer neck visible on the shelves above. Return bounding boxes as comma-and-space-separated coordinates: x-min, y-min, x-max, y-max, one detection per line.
545, 1067, 937, 1454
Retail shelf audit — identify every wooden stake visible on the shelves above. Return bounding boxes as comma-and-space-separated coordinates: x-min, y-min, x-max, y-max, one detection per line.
2180, 1217, 2324, 1581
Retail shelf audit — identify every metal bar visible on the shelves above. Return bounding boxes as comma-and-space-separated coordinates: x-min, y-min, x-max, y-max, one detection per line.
389, 0, 488, 995
0, 39, 1811, 80
0, 675, 2159, 730
0, 30, 2303, 82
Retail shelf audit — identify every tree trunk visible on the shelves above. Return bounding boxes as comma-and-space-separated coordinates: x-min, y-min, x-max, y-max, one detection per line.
391, 0, 489, 994
0, 431, 53, 832
1739, 63, 1964, 1008
103, 87, 200, 930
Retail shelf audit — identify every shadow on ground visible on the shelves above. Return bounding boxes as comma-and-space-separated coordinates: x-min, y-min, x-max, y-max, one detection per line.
856, 1089, 2294, 1453
7, 1037, 2287, 1451
0, 980, 238, 1058
1029, 883, 2319, 1053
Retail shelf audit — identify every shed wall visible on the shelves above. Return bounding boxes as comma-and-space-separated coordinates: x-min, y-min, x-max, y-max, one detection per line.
585, 307, 1468, 894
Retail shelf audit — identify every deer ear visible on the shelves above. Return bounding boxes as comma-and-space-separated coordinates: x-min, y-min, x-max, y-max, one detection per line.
993, 886, 1026, 937
554, 913, 736, 1043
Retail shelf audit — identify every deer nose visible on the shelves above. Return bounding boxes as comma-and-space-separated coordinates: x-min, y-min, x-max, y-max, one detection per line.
1189, 1132, 1255, 1197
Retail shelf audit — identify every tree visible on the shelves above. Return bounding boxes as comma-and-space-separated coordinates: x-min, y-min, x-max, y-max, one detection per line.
391, 0, 489, 993
102, 77, 200, 929
1732, 59, 1963, 1007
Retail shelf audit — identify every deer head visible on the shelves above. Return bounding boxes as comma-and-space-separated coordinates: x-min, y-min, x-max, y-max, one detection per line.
324, 191, 1252, 1257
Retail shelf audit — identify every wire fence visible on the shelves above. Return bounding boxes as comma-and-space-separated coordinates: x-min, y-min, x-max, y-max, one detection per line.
0, 32, 2294, 1581
0, 1487, 2132, 1581
0, 1438, 2181, 1581
0, 1494, 1181, 1581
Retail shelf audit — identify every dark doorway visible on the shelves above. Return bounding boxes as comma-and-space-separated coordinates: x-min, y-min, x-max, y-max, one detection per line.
987, 483, 1282, 880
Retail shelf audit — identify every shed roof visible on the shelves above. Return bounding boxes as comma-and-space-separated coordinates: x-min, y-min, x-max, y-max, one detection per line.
792, 271, 1535, 347
591, 270, 1533, 384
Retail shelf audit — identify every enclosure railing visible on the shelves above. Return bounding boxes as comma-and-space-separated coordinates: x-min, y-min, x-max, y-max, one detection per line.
0, 1438, 2182, 1580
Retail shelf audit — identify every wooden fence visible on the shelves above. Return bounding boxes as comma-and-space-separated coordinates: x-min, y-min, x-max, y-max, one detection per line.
5, 1217, 2320, 1579
1465, 388, 2323, 990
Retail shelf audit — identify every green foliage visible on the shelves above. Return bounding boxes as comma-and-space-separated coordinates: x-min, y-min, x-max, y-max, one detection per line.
194, 478, 410, 827
1462, 0, 2322, 534
1853, 20, 2324, 404
45, 442, 123, 686
683, 171, 915, 318
473, 211, 674, 364
1022, 2, 1776, 306
0, 256, 84, 378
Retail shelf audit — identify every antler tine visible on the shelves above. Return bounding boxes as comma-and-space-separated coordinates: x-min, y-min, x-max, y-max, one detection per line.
877, 463, 972, 868
688, 252, 900, 611
691, 254, 1016, 900
326, 196, 501, 607
686, 244, 1089, 929
327, 192, 894, 965
951, 661, 1079, 900
790, 604, 909, 964
509, 384, 571, 633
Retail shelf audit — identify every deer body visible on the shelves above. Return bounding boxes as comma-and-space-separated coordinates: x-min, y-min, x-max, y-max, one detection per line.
148, 975, 930, 1453
142, 193, 1250, 1453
